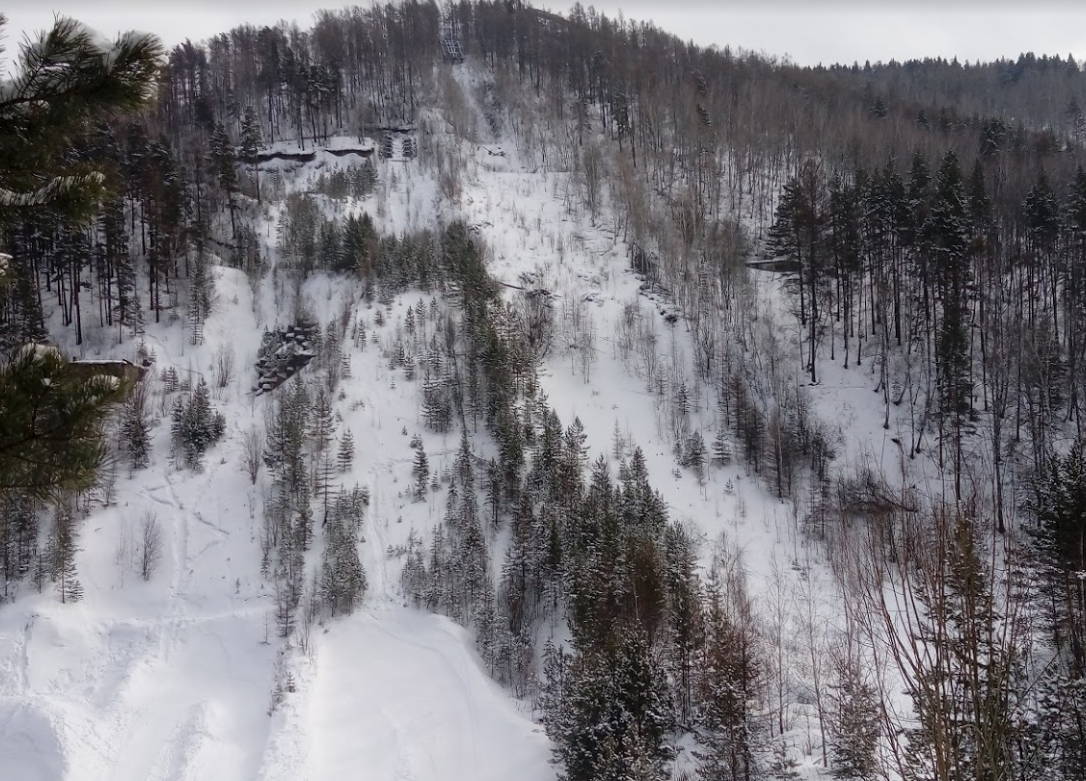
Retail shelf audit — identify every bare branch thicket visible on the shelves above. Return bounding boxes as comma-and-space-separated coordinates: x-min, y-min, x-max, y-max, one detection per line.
839, 501, 1033, 781
520, 290, 555, 364
214, 345, 236, 390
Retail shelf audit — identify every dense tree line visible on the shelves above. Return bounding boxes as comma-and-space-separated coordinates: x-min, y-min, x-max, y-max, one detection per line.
766, 150, 1086, 516
0, 15, 163, 599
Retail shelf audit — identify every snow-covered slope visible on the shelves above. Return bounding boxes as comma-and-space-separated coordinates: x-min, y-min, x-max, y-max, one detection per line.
0, 61, 889, 780
0, 258, 554, 781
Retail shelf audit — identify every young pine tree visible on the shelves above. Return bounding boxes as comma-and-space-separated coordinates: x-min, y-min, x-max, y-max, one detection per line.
337, 430, 355, 473
120, 383, 151, 470
712, 427, 732, 467
412, 446, 430, 501
310, 388, 336, 454
686, 431, 707, 484
48, 500, 82, 603
829, 650, 881, 781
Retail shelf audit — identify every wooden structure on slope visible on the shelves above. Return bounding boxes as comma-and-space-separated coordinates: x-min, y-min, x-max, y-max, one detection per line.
67, 358, 152, 388
441, 16, 464, 63
253, 144, 375, 165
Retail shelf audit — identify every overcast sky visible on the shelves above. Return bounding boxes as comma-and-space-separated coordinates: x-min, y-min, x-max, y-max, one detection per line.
3, 1, 1085, 70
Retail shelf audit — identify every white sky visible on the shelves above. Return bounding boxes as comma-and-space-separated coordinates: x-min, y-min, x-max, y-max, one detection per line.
2, 1, 1085, 69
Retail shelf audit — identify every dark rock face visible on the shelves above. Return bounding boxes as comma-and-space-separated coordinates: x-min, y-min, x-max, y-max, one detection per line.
252, 322, 319, 395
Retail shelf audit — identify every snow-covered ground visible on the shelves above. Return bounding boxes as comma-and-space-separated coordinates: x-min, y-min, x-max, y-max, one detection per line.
0, 256, 554, 780
0, 62, 904, 780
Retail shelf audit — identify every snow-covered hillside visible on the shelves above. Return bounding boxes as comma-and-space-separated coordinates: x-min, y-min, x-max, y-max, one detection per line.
1, 62, 897, 781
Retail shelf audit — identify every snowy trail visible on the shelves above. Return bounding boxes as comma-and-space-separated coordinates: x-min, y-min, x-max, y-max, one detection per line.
308, 608, 552, 781
0, 268, 275, 781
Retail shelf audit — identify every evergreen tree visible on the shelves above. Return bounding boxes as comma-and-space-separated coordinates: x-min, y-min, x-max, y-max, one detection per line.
169, 395, 187, 468
1, 492, 39, 585
320, 505, 367, 617
768, 743, 802, 780
100, 196, 142, 338
413, 445, 430, 501
612, 419, 626, 460
1031, 441, 1086, 674
209, 121, 239, 235
48, 499, 82, 603
928, 151, 972, 499
768, 160, 827, 382
0, 346, 127, 498
120, 383, 151, 470
695, 565, 762, 781
171, 379, 226, 471
551, 629, 673, 781
337, 430, 355, 473
0, 16, 163, 224
310, 387, 336, 453
829, 651, 880, 780
686, 431, 707, 484
314, 446, 338, 516
240, 104, 263, 201
712, 428, 732, 467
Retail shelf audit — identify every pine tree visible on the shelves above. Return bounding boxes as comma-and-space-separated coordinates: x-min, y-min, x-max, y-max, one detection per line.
186, 379, 212, 466
337, 430, 355, 473
768, 742, 802, 780
686, 431, 707, 484
1030, 442, 1086, 674
314, 447, 337, 516
413, 446, 430, 501
484, 459, 502, 529
48, 499, 82, 603
712, 427, 732, 467
209, 121, 239, 235
170, 379, 226, 471
695, 565, 763, 781
188, 247, 214, 344
320, 506, 367, 617
551, 630, 673, 781
566, 417, 588, 470
422, 370, 452, 433
0, 346, 127, 498
768, 160, 827, 382
101, 196, 142, 338
829, 650, 880, 781
928, 151, 972, 499
539, 638, 570, 728
310, 387, 336, 454
676, 381, 690, 420
240, 104, 263, 202
120, 383, 151, 470
0, 17, 163, 225
1, 492, 39, 584
169, 395, 187, 468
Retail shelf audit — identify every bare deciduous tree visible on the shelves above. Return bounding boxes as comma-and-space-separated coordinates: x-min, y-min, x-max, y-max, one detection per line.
214, 345, 236, 389
137, 512, 163, 581
244, 425, 264, 485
